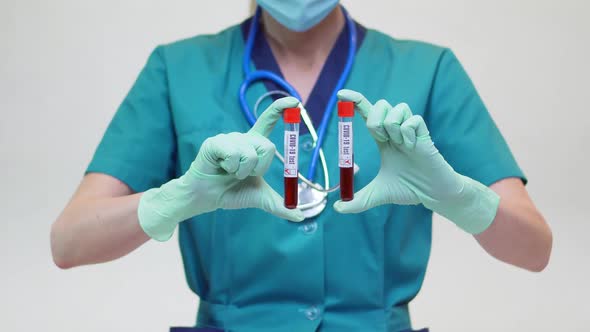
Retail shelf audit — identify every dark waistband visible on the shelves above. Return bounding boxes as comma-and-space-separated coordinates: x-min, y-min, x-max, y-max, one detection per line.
191, 300, 413, 331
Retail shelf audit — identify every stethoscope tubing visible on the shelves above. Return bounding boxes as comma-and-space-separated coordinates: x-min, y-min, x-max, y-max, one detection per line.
306, 6, 357, 181
253, 90, 333, 193
239, 5, 357, 183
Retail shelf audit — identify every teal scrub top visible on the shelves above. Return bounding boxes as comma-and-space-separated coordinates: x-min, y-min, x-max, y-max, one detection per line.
87, 20, 525, 332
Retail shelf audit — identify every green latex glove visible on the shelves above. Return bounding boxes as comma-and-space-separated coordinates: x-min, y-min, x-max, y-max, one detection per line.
138, 97, 304, 241
334, 90, 500, 234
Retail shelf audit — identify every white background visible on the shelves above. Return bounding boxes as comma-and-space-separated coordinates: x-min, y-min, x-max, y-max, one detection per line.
1, 0, 589, 331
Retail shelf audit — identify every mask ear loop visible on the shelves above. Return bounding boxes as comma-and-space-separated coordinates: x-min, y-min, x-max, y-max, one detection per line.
253, 92, 339, 197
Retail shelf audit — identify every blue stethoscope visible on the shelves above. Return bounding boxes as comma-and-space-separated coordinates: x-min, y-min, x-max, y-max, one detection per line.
239, 6, 358, 218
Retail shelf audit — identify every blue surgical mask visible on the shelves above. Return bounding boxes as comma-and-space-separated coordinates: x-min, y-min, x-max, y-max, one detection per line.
256, 0, 340, 32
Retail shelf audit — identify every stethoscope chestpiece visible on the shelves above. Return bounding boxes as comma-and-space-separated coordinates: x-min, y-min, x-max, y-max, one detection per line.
297, 182, 328, 219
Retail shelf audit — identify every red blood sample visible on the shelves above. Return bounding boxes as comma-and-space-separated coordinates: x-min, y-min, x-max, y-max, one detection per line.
340, 165, 354, 201
284, 177, 298, 209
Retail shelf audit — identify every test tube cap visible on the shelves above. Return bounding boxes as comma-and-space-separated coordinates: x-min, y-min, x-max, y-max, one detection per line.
338, 101, 354, 117
284, 107, 301, 123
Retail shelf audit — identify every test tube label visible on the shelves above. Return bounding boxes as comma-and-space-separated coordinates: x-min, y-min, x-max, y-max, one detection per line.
284, 130, 299, 178
339, 121, 353, 168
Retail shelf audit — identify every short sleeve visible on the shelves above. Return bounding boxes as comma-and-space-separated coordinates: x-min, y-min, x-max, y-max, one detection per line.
426, 49, 526, 186
86, 47, 176, 192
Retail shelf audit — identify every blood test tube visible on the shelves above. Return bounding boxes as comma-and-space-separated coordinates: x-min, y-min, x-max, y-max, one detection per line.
338, 101, 354, 201
283, 107, 300, 209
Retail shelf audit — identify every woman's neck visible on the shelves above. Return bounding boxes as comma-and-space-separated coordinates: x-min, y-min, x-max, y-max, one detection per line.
261, 6, 344, 63
260, 7, 345, 103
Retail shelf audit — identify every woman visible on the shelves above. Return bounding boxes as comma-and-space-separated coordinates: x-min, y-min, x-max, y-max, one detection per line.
50, 1, 552, 331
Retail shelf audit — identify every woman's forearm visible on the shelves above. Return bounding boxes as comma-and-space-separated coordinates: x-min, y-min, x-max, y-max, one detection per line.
51, 192, 149, 269
475, 178, 552, 272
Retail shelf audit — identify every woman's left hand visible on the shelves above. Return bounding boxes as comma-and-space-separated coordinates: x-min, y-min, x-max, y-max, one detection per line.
334, 89, 499, 234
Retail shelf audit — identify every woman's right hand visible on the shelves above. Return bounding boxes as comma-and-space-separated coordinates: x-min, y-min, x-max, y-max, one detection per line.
138, 97, 304, 241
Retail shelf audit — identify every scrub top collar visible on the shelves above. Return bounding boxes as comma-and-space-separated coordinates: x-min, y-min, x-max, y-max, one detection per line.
240, 16, 367, 134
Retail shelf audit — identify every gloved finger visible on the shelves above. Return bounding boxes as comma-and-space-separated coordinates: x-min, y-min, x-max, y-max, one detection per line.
366, 99, 391, 142
333, 179, 389, 214
383, 102, 412, 145
337, 89, 372, 120
400, 115, 428, 151
205, 135, 241, 174
259, 182, 305, 222
249, 97, 300, 137
246, 133, 276, 176
234, 144, 259, 180
218, 152, 241, 174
